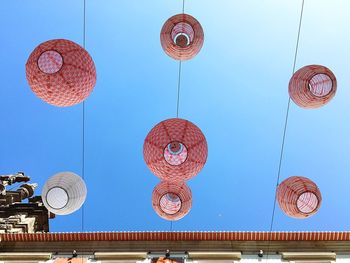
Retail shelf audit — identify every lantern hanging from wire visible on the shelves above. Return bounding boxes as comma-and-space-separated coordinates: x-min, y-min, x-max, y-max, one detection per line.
160, 14, 204, 60
289, 65, 336, 109
277, 176, 321, 219
144, 118, 208, 181
152, 180, 192, 221
26, 39, 96, 107
42, 171, 87, 215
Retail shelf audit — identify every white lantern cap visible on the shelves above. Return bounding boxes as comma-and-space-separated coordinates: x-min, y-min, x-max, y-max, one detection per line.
42, 171, 87, 215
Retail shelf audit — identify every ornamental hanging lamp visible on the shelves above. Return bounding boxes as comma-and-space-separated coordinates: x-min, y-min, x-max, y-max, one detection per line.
42, 171, 87, 215
160, 14, 204, 60
152, 180, 192, 221
144, 118, 208, 181
277, 176, 322, 219
26, 39, 96, 107
289, 65, 336, 108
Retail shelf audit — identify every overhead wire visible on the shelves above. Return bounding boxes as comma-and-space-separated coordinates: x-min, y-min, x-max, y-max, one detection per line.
172, 0, 186, 231
81, 0, 86, 234
176, 0, 185, 118
266, 0, 305, 260
176, 61, 182, 118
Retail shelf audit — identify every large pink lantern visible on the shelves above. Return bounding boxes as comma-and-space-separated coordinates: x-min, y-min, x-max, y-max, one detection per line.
289, 65, 336, 108
160, 14, 204, 60
152, 181, 192, 221
26, 39, 96, 107
144, 118, 208, 181
277, 176, 322, 219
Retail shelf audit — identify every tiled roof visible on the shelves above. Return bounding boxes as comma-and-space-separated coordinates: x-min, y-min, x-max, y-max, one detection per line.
1, 231, 350, 242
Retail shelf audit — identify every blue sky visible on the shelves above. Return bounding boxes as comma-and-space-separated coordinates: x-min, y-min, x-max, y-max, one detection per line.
1, 0, 350, 232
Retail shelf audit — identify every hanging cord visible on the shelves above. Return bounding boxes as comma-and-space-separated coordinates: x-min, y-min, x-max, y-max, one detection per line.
176, 0, 185, 118
81, 0, 86, 234
176, 61, 182, 118
266, 0, 305, 260
171, 0, 186, 232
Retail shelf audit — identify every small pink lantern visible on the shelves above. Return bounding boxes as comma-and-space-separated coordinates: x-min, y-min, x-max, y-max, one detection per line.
277, 176, 322, 219
144, 118, 208, 181
152, 181, 192, 221
289, 65, 336, 108
26, 39, 96, 107
160, 14, 204, 60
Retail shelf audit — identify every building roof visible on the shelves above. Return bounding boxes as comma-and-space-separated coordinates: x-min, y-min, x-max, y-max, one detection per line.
1, 231, 350, 242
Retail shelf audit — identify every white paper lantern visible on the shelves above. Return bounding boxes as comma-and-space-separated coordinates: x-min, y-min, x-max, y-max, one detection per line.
42, 171, 87, 215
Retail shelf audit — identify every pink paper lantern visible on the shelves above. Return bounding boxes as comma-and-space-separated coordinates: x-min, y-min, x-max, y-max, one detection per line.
152, 181, 192, 221
26, 39, 96, 107
160, 14, 204, 60
144, 118, 208, 181
289, 65, 336, 108
277, 176, 322, 218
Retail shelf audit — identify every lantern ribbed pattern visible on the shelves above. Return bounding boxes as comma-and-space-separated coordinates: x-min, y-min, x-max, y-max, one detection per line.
152, 181, 192, 221
26, 39, 96, 107
42, 172, 87, 215
144, 118, 208, 181
289, 65, 336, 108
160, 14, 204, 60
277, 176, 321, 219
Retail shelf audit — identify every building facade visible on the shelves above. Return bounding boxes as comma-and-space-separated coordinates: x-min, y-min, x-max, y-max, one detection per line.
1, 231, 349, 263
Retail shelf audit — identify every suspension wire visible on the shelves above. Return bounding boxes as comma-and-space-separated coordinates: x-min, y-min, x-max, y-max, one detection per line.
176, 61, 182, 118
176, 0, 186, 119
83, 0, 86, 48
176, 0, 185, 119
81, 0, 86, 235
266, 0, 305, 260
171, 0, 186, 232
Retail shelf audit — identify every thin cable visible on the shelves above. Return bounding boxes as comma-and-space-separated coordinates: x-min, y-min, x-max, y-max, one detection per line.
81, 0, 86, 234
266, 0, 305, 260
83, 0, 86, 48
175, 0, 185, 118
171, 0, 185, 231
176, 61, 182, 118
172, 0, 185, 232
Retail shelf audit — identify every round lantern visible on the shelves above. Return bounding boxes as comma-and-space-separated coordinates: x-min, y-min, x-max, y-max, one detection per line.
160, 14, 204, 60
288, 65, 336, 108
152, 181, 192, 221
42, 171, 87, 215
144, 118, 208, 181
277, 176, 321, 219
26, 39, 96, 107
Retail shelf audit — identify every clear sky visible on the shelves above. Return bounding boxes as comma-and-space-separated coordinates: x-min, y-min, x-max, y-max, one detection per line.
1, 0, 350, 232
